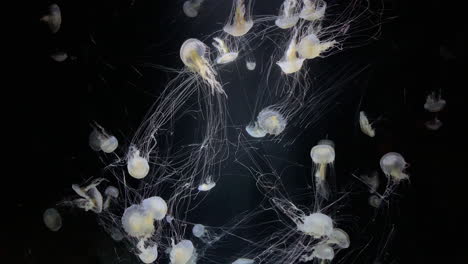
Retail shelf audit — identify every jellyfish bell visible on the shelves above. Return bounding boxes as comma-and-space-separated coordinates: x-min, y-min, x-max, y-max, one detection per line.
299, 0, 327, 21
232, 258, 254, 264
50, 51, 68, 62
310, 140, 335, 164
183, 0, 204, 18
245, 122, 267, 138
141, 196, 168, 221
379, 152, 409, 182
277, 34, 305, 74
275, 0, 300, 29
297, 32, 337, 60
313, 244, 335, 260
197, 177, 216, 191
212, 38, 238, 64
192, 224, 206, 238
424, 93, 446, 112
110, 227, 124, 241
425, 117, 443, 131
245, 60, 256, 70
368, 195, 382, 208
100, 135, 118, 153
223, 0, 254, 37
327, 228, 350, 248
170, 239, 196, 264
88, 125, 118, 153
121, 204, 155, 238
40, 3, 61, 34
127, 147, 150, 179
71, 179, 104, 213
43, 208, 62, 232
103, 186, 119, 210
297, 212, 333, 238
257, 108, 287, 136
359, 111, 376, 137
137, 240, 159, 264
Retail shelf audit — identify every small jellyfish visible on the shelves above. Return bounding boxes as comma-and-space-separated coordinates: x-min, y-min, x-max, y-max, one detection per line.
297, 32, 337, 60
141, 196, 168, 220
180, 39, 223, 94
198, 177, 216, 191
40, 4, 61, 34
223, 0, 254, 37
256, 108, 287, 136
277, 32, 305, 74
166, 215, 175, 223
379, 152, 409, 182
297, 212, 333, 238
121, 204, 155, 238
327, 228, 350, 248
425, 117, 443, 131
368, 195, 382, 208
245, 60, 256, 70
360, 171, 379, 193
275, 0, 300, 29
110, 227, 124, 241
170, 239, 196, 264
192, 224, 206, 238
71, 178, 104, 213
424, 92, 446, 112
183, 0, 205, 18
88, 124, 118, 153
312, 244, 335, 260
127, 147, 150, 179
137, 239, 159, 264
43, 208, 62, 231
50, 51, 68, 62
359, 111, 376, 137
212, 38, 239, 64
232, 258, 254, 264
245, 122, 267, 138
103, 186, 119, 210
299, 0, 327, 21
310, 140, 335, 199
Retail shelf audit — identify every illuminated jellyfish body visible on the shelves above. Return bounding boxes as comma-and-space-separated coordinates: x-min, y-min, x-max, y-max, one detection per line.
43, 208, 62, 231
88, 124, 119, 153
197, 176, 216, 191
223, 0, 254, 37
297, 31, 337, 60
121, 196, 167, 239
50, 51, 68, 62
425, 117, 443, 131
299, 0, 327, 21
170, 239, 197, 264
326, 228, 350, 249
137, 239, 159, 264
192, 224, 206, 238
127, 146, 150, 179
183, 0, 205, 18
232, 259, 254, 264
277, 31, 305, 74
40, 3, 61, 34
424, 92, 446, 112
256, 108, 287, 136
275, 0, 300, 29
180, 38, 223, 94
359, 111, 375, 137
310, 140, 335, 199
296, 212, 333, 239
212, 38, 238, 64
379, 152, 409, 182
245, 122, 267, 138
301, 244, 335, 262
71, 178, 104, 213
245, 60, 256, 70
103, 186, 119, 210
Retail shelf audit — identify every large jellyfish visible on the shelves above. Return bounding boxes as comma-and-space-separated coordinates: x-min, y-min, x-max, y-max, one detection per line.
245, 59, 256, 70
277, 31, 305, 74
212, 38, 239, 64
245, 122, 267, 138
137, 239, 159, 264
183, 0, 205, 18
310, 140, 335, 199
71, 178, 104, 213
299, 0, 327, 21
43, 208, 62, 232
121, 205, 156, 238
192, 224, 206, 238
40, 3, 61, 34
180, 38, 223, 94
170, 239, 197, 264
424, 92, 446, 112
141, 196, 168, 220
275, 0, 301, 29
256, 108, 287, 136
88, 124, 119, 153
223, 0, 254, 37
296, 212, 333, 238
297, 31, 337, 60
359, 111, 376, 137
127, 146, 150, 179
379, 152, 409, 182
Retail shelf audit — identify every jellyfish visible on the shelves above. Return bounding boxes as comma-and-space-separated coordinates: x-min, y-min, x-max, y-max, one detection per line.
277, 32, 305, 74
425, 117, 443, 131
310, 140, 335, 199
121, 204, 155, 238
296, 212, 333, 238
137, 239, 159, 264
110, 227, 124, 241
127, 147, 150, 179
368, 195, 382, 208
379, 152, 409, 182
197, 176, 216, 191
359, 111, 376, 137
88, 124, 119, 153
180, 38, 223, 94
327, 228, 350, 248
43, 208, 62, 232
170, 239, 197, 264
40, 4, 61, 34
183, 0, 205, 18
232, 258, 254, 264
141, 196, 168, 220
103, 186, 119, 210
223, 0, 254, 37
192, 224, 206, 238
245, 122, 267, 138
245, 60, 256, 70
275, 0, 300, 29
360, 171, 379, 193
50, 51, 68, 62
71, 178, 104, 213
212, 38, 239, 64
311, 244, 335, 260
299, 0, 327, 21
297, 31, 337, 60
424, 92, 446, 112
256, 108, 287, 136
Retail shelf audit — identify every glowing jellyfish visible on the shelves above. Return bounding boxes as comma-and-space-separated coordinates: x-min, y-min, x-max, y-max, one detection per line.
223, 0, 254, 37
71, 179, 104, 213
275, 0, 300, 29
121, 204, 155, 238
424, 92, 446, 112
245, 60, 256, 70
297, 212, 333, 238
50, 51, 68, 62
127, 147, 150, 179
379, 152, 409, 182
103, 186, 119, 210
192, 224, 206, 238
359, 111, 376, 137
327, 228, 350, 248
297, 32, 337, 60
310, 140, 335, 199
183, 0, 205, 18
277, 32, 305, 74
257, 108, 287, 136
141, 196, 168, 220
299, 0, 327, 21
166, 215, 175, 223
312, 244, 335, 260
198, 177, 216, 191
245, 122, 267, 138
425, 117, 443, 131
368, 195, 382, 208
137, 239, 159, 264
170, 239, 196, 264
360, 171, 379, 193
180, 38, 223, 94
88, 124, 118, 153
40, 4, 61, 34
212, 38, 238, 64
232, 258, 254, 264
43, 208, 62, 232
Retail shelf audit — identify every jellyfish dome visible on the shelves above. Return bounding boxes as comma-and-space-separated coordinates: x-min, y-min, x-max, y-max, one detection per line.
183, 0, 204, 18
170, 240, 196, 264
310, 140, 335, 164
50, 51, 68, 62
40, 4, 61, 34
121, 204, 155, 238
425, 118, 443, 130
257, 108, 287, 136
379, 152, 409, 181
297, 212, 334, 238
223, 0, 254, 37
103, 186, 119, 210
299, 0, 327, 21
192, 224, 206, 238
297, 33, 337, 60
368, 195, 382, 208
313, 244, 335, 260
245, 122, 267, 138
327, 228, 350, 248
359, 111, 376, 137
275, 0, 300, 29
127, 148, 150, 179
232, 258, 254, 264
424, 93, 446, 112
100, 135, 118, 153
43, 208, 62, 231
88, 126, 119, 153
137, 241, 159, 264
142, 196, 168, 220
212, 38, 238, 64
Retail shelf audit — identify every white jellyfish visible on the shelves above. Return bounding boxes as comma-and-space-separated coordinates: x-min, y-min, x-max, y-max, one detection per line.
360, 171, 379, 193
277, 32, 305, 74
368, 195, 382, 208
310, 140, 335, 199
245, 60, 256, 70
212, 38, 239, 64
137, 239, 159, 264
170, 239, 196, 264
223, 0, 254, 37
103, 186, 119, 210
425, 117, 443, 131
197, 176, 216, 191
141, 196, 168, 220
127, 147, 150, 179
232, 258, 254, 264
40, 4, 61, 34
192, 224, 206, 238
312, 244, 335, 260
257, 108, 287, 136
50, 51, 68, 62
359, 111, 376, 137
183, 0, 205, 18
327, 228, 350, 248
166, 215, 175, 223
424, 92, 446, 112
379, 152, 409, 182
245, 122, 267, 138
297, 212, 333, 238
297, 32, 337, 60
121, 204, 155, 238
180, 38, 223, 94
43, 208, 62, 232
71, 178, 104, 213
88, 124, 118, 153
275, 0, 300, 29
299, 0, 327, 21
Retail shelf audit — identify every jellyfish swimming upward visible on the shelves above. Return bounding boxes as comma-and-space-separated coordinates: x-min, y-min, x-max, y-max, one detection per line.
223, 0, 254, 37
310, 140, 335, 199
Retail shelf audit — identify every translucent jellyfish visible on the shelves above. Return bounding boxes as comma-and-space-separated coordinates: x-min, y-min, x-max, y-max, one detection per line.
360, 171, 379, 193
245, 60, 256, 70
192, 224, 206, 238
223, 0, 254, 37
71, 179, 104, 213
310, 140, 335, 199
183, 0, 205, 18
127, 147, 150, 179
137, 239, 159, 264
43, 208, 62, 232
232, 258, 254, 264
121, 204, 155, 238
50, 51, 68, 62
297, 32, 337, 60
245, 122, 267, 138
257, 108, 287, 136
312, 244, 335, 260
425, 117, 443, 131
212, 38, 239, 64
88, 124, 118, 153
368, 195, 382, 208
359, 111, 376, 137
424, 92, 446, 112
197, 176, 216, 191
170, 239, 196, 264
40, 4, 61, 34
141, 196, 168, 220
379, 152, 409, 182
327, 228, 350, 248
110, 227, 124, 241
103, 186, 119, 210
297, 212, 333, 238
166, 215, 175, 223
277, 32, 305, 74
275, 0, 300, 29
299, 0, 327, 21
180, 38, 223, 94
